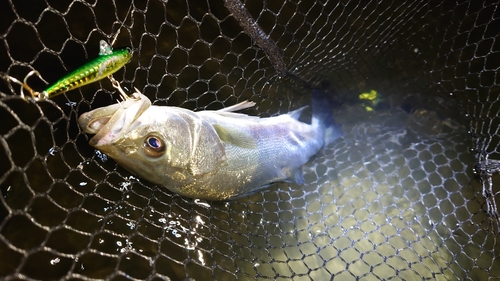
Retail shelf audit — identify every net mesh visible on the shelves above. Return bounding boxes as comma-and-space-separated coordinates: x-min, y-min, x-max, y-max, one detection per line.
0, 0, 499, 280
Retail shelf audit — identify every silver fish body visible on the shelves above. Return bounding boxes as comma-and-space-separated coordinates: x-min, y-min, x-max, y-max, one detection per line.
78, 91, 334, 200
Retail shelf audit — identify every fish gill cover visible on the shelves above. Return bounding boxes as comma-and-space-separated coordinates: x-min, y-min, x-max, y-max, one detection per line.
0, 0, 499, 280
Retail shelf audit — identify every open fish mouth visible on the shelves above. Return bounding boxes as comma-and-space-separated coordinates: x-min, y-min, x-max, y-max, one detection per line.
78, 91, 151, 147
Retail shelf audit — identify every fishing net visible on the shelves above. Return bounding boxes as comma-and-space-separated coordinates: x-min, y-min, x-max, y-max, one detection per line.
1, 0, 499, 280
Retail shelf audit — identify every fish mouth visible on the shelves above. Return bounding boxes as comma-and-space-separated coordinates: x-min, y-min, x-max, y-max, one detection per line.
92, 137, 138, 156
78, 93, 152, 147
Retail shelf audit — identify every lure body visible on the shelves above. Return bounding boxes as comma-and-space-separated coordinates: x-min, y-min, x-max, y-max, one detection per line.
39, 41, 132, 99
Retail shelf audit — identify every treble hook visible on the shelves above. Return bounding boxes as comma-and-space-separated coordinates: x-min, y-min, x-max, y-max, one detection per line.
0, 70, 49, 101
109, 76, 141, 101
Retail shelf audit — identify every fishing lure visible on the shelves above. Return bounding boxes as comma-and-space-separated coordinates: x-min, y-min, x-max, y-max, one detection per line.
10, 41, 132, 100
40, 40, 131, 99
2, 2, 134, 101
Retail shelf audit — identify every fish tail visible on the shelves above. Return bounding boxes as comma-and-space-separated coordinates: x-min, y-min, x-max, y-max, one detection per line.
311, 88, 342, 144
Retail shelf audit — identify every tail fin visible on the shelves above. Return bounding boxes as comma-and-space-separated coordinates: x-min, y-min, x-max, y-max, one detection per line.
311, 88, 342, 145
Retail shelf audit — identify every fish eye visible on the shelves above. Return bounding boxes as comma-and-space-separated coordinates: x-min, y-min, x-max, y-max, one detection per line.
143, 134, 166, 157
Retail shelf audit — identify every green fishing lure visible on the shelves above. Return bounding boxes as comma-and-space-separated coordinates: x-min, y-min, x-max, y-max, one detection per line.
35, 40, 132, 100
1, 2, 135, 100
2, 40, 132, 100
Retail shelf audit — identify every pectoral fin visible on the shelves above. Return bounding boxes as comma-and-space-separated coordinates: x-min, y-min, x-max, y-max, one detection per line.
291, 168, 305, 185
278, 167, 305, 185
213, 124, 257, 149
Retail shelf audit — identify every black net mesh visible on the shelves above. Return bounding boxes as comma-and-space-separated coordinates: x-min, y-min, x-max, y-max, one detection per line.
0, 0, 499, 280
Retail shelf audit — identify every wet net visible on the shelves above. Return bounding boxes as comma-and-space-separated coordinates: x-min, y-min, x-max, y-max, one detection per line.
0, 0, 499, 280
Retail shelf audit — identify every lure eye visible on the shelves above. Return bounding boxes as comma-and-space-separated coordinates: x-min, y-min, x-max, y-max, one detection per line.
143, 134, 166, 157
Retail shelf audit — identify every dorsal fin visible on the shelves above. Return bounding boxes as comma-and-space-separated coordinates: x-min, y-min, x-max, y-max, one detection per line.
288, 106, 308, 120
217, 100, 256, 112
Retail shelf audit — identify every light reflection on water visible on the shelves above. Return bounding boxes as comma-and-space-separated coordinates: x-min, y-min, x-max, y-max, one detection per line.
224, 105, 487, 280
161, 213, 206, 251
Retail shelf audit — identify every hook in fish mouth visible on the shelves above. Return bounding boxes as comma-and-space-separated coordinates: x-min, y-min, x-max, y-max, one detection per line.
79, 87, 152, 149
109, 76, 141, 102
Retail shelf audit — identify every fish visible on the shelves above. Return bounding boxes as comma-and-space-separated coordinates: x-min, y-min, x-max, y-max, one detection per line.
78, 87, 341, 200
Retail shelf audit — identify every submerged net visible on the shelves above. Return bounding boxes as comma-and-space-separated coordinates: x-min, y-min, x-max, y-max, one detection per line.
0, 0, 499, 280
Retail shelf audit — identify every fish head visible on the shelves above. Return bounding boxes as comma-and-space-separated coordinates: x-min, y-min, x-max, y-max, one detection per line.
97, 121, 197, 186
78, 94, 227, 193
78, 93, 189, 179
